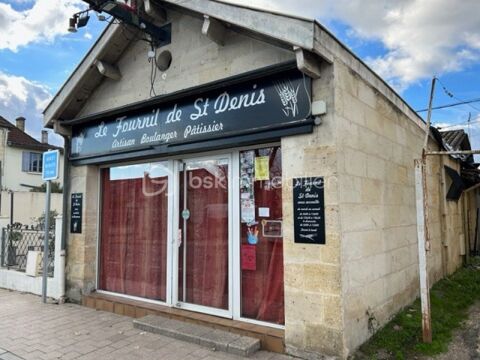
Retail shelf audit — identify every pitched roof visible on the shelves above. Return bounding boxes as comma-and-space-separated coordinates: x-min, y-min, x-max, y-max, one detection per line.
0, 116, 63, 152
43, 0, 423, 132
0, 116, 15, 129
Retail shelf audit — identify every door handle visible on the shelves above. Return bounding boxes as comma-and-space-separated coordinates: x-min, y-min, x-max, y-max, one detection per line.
177, 228, 182, 247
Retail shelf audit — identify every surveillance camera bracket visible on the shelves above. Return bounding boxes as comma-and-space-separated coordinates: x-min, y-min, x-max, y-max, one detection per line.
80, 0, 171, 47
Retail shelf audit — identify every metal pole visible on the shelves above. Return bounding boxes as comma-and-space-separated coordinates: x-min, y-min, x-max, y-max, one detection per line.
426, 149, 480, 156
9, 191, 13, 225
423, 77, 437, 150
1, 228, 5, 268
42, 180, 51, 303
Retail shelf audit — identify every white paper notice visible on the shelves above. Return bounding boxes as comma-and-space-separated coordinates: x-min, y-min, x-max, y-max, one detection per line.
258, 207, 270, 217
241, 205, 256, 223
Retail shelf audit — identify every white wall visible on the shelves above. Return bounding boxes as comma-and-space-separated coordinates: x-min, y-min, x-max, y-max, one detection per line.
2, 146, 64, 192
0, 191, 63, 225
0, 216, 65, 300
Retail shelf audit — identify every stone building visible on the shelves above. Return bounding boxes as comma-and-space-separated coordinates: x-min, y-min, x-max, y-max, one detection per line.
43, 1, 478, 358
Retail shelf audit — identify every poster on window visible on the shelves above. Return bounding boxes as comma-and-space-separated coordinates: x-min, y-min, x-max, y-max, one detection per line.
241, 244, 256, 271
240, 150, 256, 223
254, 156, 270, 181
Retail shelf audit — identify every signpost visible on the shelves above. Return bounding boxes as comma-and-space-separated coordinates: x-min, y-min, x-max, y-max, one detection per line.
41, 150, 60, 303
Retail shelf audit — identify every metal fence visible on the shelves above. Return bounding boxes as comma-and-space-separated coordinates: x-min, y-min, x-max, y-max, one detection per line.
0, 224, 55, 277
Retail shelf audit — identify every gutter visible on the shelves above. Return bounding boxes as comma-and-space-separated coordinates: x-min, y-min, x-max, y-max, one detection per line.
56, 134, 70, 302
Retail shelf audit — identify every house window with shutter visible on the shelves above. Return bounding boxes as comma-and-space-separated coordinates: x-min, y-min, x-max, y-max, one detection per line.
22, 152, 43, 173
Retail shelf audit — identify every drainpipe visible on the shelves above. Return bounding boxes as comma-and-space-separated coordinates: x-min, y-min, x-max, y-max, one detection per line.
58, 134, 71, 302
60, 135, 70, 251
439, 156, 448, 276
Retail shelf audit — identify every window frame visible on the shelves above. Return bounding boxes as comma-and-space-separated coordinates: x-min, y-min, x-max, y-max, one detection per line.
22, 151, 43, 173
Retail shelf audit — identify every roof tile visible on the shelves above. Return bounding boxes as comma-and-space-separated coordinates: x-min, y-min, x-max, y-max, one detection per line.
0, 116, 63, 152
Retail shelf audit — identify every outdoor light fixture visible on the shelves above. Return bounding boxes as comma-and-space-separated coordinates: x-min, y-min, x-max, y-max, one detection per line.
74, 0, 171, 47
68, 16, 78, 33
77, 14, 90, 28
95, 11, 106, 21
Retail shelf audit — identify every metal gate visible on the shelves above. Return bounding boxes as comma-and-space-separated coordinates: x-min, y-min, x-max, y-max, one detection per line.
0, 224, 55, 276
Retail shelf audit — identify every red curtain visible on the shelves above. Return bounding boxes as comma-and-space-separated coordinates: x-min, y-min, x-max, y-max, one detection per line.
99, 170, 168, 301
179, 167, 229, 309
241, 147, 284, 324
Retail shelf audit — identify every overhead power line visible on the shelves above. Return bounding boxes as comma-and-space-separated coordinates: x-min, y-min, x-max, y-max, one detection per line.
436, 118, 480, 130
416, 98, 480, 113
436, 77, 480, 112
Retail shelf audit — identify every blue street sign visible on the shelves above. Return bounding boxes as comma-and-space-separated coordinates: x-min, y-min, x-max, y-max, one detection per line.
42, 150, 60, 181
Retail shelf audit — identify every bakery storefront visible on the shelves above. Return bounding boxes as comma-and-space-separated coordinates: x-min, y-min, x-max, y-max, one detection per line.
69, 67, 314, 328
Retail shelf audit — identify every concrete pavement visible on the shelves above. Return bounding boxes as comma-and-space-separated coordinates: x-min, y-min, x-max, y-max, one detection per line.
0, 289, 293, 360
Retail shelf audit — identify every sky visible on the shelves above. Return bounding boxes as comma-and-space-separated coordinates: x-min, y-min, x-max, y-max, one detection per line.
0, 0, 480, 150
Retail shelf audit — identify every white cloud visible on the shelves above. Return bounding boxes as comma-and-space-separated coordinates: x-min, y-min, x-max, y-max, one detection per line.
223, 0, 480, 89
0, 71, 62, 145
0, 0, 86, 52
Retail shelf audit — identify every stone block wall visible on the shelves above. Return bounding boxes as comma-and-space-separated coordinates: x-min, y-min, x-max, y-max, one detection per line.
334, 61, 466, 354
466, 189, 480, 254
66, 165, 99, 302
282, 62, 346, 358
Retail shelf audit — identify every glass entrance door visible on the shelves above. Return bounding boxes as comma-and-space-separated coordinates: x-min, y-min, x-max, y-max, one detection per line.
174, 156, 232, 317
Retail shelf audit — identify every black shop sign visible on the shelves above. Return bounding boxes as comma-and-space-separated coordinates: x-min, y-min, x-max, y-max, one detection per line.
293, 177, 325, 244
70, 193, 83, 234
71, 69, 312, 159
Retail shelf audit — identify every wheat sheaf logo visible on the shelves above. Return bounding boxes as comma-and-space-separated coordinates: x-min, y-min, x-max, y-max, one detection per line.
275, 80, 300, 117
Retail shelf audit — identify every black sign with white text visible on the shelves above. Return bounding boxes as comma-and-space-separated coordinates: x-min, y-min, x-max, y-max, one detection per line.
71, 69, 312, 159
70, 193, 83, 234
293, 177, 325, 244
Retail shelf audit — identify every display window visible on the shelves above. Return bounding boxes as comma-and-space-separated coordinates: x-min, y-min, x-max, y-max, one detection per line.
99, 162, 169, 301
239, 146, 284, 325
98, 146, 284, 326
178, 158, 230, 310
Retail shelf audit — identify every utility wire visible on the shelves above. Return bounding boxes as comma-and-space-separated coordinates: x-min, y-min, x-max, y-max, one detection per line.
416, 98, 480, 112
437, 78, 480, 112
436, 118, 480, 130
436, 77, 480, 112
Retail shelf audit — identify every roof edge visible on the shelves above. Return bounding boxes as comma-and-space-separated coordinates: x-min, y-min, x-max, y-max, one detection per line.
212, 0, 315, 23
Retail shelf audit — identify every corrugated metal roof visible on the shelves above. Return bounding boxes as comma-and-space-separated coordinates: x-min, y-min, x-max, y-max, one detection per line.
440, 129, 469, 151
439, 128, 473, 163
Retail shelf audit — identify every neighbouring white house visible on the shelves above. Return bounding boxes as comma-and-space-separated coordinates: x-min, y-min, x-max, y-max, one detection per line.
0, 116, 64, 226
0, 116, 64, 191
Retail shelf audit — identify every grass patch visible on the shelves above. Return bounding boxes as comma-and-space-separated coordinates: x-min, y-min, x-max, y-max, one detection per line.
357, 258, 480, 359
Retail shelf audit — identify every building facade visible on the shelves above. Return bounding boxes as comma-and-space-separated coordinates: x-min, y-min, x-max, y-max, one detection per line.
0, 116, 64, 192
44, 1, 476, 358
